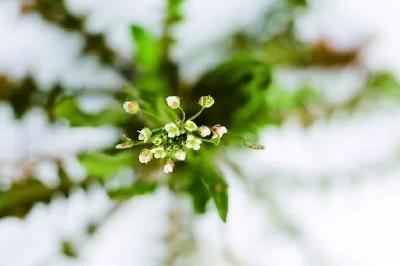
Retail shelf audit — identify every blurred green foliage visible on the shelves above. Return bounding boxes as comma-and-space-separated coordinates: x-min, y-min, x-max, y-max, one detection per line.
1, 0, 399, 224
131, 25, 163, 75
55, 97, 127, 127
108, 179, 158, 199
0, 165, 89, 218
367, 71, 400, 97
61, 240, 79, 258
193, 54, 272, 134
80, 152, 135, 180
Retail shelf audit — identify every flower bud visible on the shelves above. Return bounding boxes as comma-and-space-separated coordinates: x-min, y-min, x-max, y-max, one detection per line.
211, 134, 220, 145
115, 142, 133, 149
212, 124, 228, 137
198, 126, 211, 137
198, 95, 215, 108
123, 100, 139, 114
175, 150, 186, 161
163, 159, 174, 174
152, 147, 167, 159
185, 120, 198, 132
164, 122, 180, 138
139, 149, 153, 164
152, 136, 163, 146
138, 127, 152, 142
166, 96, 180, 109
116, 134, 134, 149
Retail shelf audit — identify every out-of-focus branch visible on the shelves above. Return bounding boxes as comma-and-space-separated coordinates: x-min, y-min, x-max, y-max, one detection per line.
290, 86, 367, 126
20, 0, 135, 80
0, 174, 90, 218
282, 77, 395, 127
160, 0, 185, 62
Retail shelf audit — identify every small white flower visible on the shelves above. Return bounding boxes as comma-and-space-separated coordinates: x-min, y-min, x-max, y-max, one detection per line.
123, 100, 139, 114
212, 124, 228, 137
175, 150, 186, 161
138, 127, 152, 142
198, 126, 211, 137
164, 122, 180, 138
166, 96, 180, 109
185, 120, 198, 132
185, 135, 202, 150
152, 147, 167, 159
139, 149, 153, 164
163, 160, 174, 174
198, 95, 215, 108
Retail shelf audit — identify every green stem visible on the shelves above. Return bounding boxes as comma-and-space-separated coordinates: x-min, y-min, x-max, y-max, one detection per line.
133, 141, 146, 146
188, 108, 204, 121
178, 106, 186, 121
199, 137, 214, 143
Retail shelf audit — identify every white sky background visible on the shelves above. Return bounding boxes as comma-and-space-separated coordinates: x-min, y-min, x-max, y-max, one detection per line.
1, 0, 400, 265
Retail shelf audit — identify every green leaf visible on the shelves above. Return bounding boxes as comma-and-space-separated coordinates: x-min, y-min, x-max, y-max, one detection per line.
190, 156, 229, 222
130, 24, 161, 73
0, 172, 86, 218
80, 152, 134, 179
367, 71, 400, 96
205, 178, 228, 222
264, 84, 321, 124
0, 179, 55, 218
54, 97, 126, 127
190, 178, 211, 214
129, 25, 170, 109
167, 0, 186, 24
108, 179, 158, 199
192, 54, 272, 134
286, 0, 307, 7
167, 167, 211, 214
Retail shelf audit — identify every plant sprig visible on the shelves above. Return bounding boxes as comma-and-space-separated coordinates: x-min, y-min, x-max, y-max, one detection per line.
116, 95, 228, 173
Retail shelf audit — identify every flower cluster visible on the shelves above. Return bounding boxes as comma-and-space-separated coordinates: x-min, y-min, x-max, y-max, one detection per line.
116, 95, 227, 173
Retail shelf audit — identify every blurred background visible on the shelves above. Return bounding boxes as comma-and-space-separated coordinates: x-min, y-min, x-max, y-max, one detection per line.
1, 0, 400, 265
